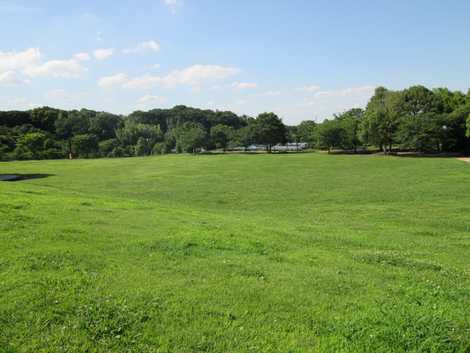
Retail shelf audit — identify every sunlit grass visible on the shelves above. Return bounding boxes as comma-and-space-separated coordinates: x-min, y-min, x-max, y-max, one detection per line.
1, 154, 470, 352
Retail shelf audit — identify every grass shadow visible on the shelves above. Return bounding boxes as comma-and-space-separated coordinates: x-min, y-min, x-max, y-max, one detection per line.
0, 174, 53, 182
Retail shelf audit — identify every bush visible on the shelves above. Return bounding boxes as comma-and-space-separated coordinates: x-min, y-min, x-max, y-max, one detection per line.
152, 142, 166, 155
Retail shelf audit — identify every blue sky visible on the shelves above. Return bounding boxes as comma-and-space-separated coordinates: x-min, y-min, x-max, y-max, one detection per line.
0, 0, 469, 124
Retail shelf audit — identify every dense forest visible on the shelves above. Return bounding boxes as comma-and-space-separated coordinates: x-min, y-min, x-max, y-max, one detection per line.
1, 85, 469, 161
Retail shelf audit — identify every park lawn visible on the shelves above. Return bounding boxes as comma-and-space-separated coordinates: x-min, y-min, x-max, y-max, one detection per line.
1, 153, 470, 353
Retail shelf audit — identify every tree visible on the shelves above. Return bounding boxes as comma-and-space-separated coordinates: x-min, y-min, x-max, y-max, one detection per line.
445, 104, 470, 152
396, 113, 446, 152
397, 86, 442, 117
99, 139, 120, 157
231, 124, 255, 151
253, 113, 287, 152
173, 122, 207, 153
337, 109, 363, 152
115, 121, 162, 153
361, 87, 401, 153
90, 112, 122, 140
14, 132, 48, 160
467, 116, 470, 138
317, 119, 345, 153
72, 134, 99, 158
210, 124, 234, 152
30, 107, 63, 133
295, 121, 317, 146
55, 110, 90, 159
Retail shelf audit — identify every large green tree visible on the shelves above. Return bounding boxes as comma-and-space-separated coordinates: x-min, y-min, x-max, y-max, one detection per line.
253, 113, 287, 152
317, 119, 345, 153
173, 122, 208, 153
210, 124, 234, 152
361, 87, 401, 153
295, 120, 317, 146
337, 109, 364, 152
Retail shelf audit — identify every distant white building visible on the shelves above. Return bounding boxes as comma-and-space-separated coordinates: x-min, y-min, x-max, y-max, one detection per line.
272, 143, 309, 152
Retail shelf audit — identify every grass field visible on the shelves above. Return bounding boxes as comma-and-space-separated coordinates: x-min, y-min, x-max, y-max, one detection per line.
1, 153, 470, 353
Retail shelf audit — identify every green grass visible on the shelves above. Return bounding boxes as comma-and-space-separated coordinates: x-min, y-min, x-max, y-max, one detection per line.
1, 153, 470, 353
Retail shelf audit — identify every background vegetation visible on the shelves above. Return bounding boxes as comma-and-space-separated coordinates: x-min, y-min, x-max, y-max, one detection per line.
1, 85, 469, 161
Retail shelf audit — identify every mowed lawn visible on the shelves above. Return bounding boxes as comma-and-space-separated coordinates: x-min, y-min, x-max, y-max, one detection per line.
1, 154, 470, 353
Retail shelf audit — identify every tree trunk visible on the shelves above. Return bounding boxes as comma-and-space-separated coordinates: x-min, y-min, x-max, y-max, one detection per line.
68, 140, 73, 160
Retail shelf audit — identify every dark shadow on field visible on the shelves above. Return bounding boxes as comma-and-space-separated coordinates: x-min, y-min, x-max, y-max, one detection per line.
0, 174, 53, 182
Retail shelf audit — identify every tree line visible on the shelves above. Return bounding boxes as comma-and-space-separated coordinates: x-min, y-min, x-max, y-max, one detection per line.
0, 85, 469, 161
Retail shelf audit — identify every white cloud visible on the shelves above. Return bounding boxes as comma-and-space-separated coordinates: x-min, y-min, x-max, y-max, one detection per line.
123, 41, 160, 54
138, 95, 167, 104
160, 65, 240, 88
0, 48, 87, 80
263, 90, 281, 96
44, 89, 72, 100
303, 86, 376, 118
151, 64, 161, 70
124, 74, 160, 90
298, 85, 321, 93
0, 48, 41, 72
2, 97, 40, 110
0, 70, 29, 86
74, 52, 91, 61
98, 73, 128, 88
93, 48, 114, 60
311, 86, 376, 99
164, 0, 180, 13
24, 59, 86, 78
232, 82, 257, 89
122, 65, 240, 90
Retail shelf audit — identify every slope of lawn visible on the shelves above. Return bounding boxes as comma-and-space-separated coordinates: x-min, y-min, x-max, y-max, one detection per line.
1, 153, 470, 353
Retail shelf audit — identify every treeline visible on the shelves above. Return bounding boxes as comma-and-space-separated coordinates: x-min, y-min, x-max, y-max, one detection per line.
308, 86, 470, 154
0, 106, 287, 160
0, 85, 469, 161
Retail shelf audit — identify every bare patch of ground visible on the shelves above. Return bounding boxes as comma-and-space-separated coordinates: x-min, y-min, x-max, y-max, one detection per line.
457, 158, 470, 163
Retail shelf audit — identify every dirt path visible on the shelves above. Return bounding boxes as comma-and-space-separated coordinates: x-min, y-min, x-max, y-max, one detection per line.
457, 158, 470, 164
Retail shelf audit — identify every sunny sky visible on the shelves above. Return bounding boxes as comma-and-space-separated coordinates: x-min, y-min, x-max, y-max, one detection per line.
0, 0, 469, 124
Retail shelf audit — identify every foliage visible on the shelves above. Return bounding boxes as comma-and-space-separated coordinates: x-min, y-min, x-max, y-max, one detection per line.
210, 124, 234, 151
173, 122, 207, 153
252, 112, 287, 151
1, 85, 470, 161
317, 119, 346, 152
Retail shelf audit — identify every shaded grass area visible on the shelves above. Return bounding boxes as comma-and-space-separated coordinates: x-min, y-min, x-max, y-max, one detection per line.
0, 154, 470, 352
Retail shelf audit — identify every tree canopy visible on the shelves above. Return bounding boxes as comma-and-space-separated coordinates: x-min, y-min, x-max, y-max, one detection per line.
1, 84, 469, 161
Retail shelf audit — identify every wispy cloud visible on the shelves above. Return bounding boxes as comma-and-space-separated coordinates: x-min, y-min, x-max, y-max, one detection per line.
124, 74, 160, 90
0, 71, 29, 86
0, 48, 41, 72
0, 48, 87, 80
263, 90, 281, 96
138, 95, 167, 104
123, 41, 160, 54
302, 86, 376, 118
298, 85, 321, 93
93, 48, 114, 60
164, 0, 180, 13
232, 82, 257, 90
24, 59, 86, 79
98, 73, 128, 88
74, 52, 91, 61
160, 65, 240, 88
104, 64, 241, 90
